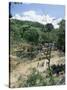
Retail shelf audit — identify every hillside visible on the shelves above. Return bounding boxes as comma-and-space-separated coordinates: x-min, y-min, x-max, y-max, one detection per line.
9, 19, 65, 88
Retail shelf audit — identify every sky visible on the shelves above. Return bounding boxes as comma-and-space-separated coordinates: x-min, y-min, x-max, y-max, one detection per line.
10, 2, 65, 28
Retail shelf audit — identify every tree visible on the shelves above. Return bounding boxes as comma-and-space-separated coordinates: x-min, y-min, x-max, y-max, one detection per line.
23, 29, 39, 44
57, 20, 65, 52
43, 23, 54, 69
39, 32, 48, 44
45, 23, 54, 32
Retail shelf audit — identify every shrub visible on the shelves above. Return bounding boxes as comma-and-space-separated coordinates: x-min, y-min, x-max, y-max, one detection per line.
23, 29, 39, 44
24, 68, 47, 87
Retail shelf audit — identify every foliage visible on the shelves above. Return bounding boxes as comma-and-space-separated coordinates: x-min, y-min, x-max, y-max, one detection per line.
51, 64, 65, 74
45, 23, 54, 32
46, 68, 56, 85
24, 68, 47, 86
23, 29, 39, 44
10, 19, 65, 52
10, 19, 65, 87
57, 20, 65, 52
13, 67, 65, 87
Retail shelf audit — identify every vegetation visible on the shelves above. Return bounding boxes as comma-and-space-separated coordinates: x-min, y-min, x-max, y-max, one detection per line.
23, 29, 39, 44
10, 19, 65, 87
10, 19, 65, 49
17, 67, 65, 87
24, 68, 47, 87
57, 20, 65, 52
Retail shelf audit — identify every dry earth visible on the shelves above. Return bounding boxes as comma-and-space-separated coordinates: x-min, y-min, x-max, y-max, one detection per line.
9, 50, 65, 88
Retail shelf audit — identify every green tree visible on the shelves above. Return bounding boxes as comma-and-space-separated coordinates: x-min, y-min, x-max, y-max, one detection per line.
23, 29, 39, 44
45, 23, 54, 32
57, 20, 65, 52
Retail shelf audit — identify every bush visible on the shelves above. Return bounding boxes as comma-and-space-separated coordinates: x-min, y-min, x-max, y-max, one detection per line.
46, 68, 56, 85
24, 68, 47, 87
23, 29, 39, 44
